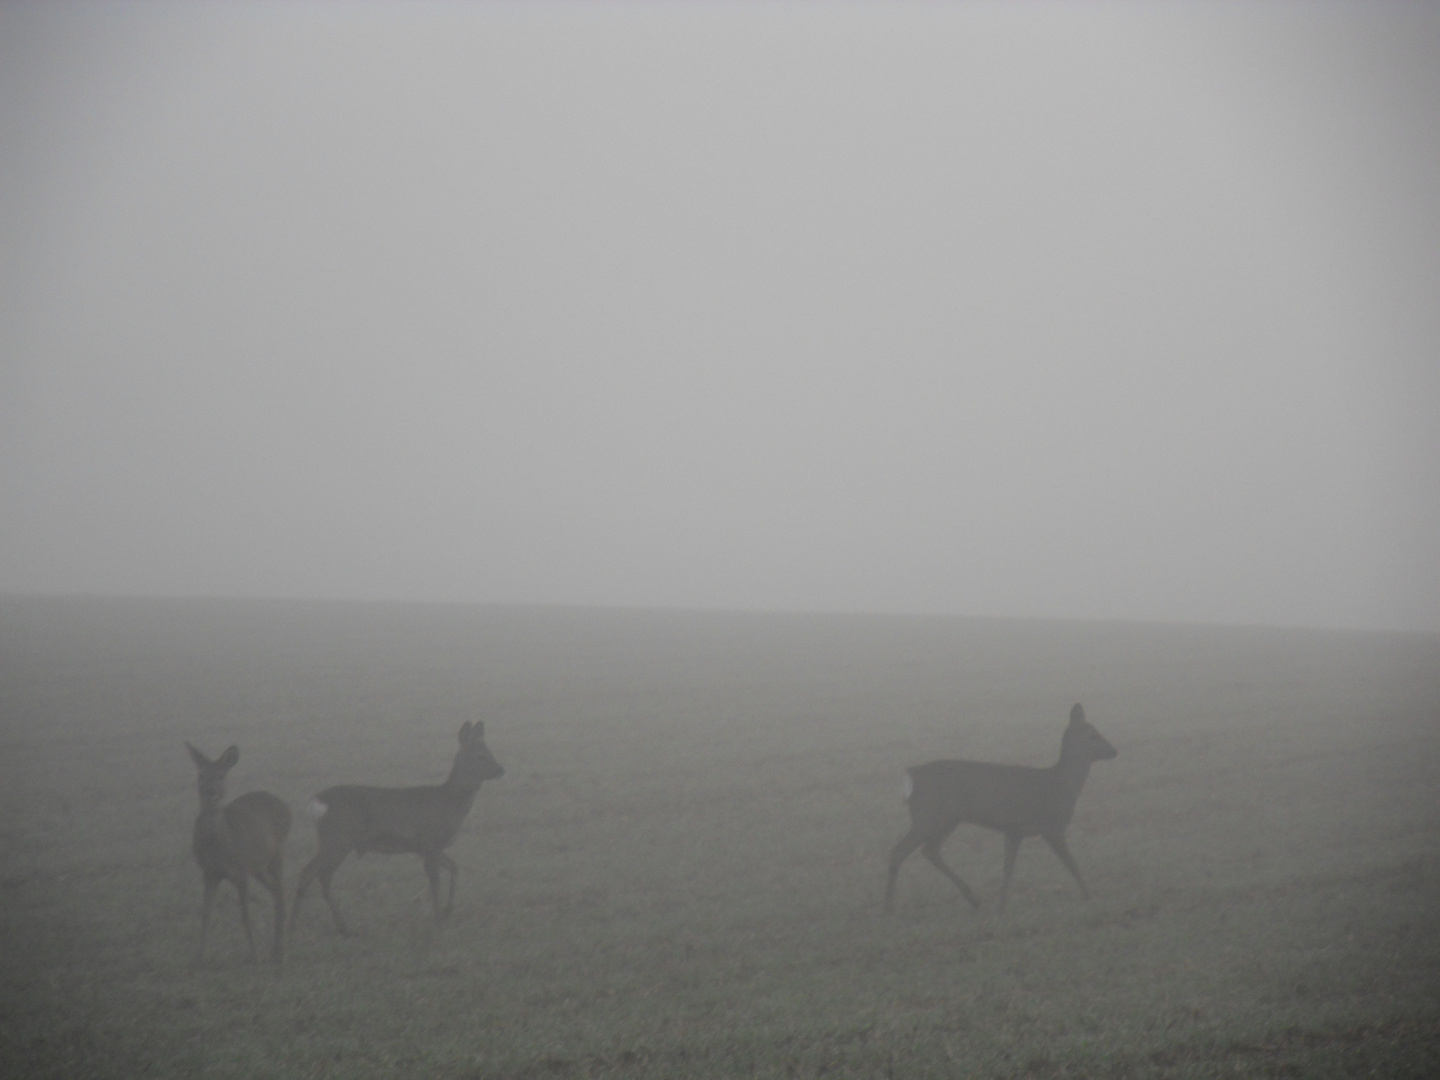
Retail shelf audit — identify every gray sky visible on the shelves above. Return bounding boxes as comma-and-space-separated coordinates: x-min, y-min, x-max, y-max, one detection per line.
2, 1, 1437, 632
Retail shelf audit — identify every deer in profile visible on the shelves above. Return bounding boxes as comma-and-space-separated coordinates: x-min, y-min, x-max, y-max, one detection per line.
185, 743, 291, 965
884, 703, 1117, 916
292, 720, 504, 935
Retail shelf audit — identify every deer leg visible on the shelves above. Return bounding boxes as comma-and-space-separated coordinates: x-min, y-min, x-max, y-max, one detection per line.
422, 854, 444, 921
884, 829, 923, 913
921, 839, 981, 910
258, 856, 285, 965
233, 875, 259, 961
998, 832, 1022, 916
317, 861, 352, 936
1042, 831, 1089, 900
195, 873, 221, 966
296, 849, 352, 936
437, 854, 459, 916
292, 853, 319, 929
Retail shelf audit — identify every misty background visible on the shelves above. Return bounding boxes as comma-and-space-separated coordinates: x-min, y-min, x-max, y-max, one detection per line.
2, 0, 1437, 633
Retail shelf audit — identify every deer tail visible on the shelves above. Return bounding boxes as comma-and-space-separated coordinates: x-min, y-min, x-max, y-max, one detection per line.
306, 796, 329, 821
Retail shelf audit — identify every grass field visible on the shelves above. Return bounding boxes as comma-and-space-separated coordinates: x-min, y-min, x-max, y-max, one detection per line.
1, 597, 1437, 1078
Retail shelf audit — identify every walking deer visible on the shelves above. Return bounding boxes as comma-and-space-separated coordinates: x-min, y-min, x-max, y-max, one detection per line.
884, 703, 1117, 915
292, 720, 504, 935
185, 743, 291, 965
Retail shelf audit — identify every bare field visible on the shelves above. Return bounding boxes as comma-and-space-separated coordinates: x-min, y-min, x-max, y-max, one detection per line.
1, 597, 1437, 1078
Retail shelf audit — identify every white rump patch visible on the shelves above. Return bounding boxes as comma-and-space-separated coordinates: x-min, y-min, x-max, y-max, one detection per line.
307, 797, 328, 821
902, 772, 913, 803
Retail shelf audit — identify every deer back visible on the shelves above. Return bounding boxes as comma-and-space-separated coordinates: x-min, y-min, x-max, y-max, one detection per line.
310, 782, 474, 855
907, 759, 1068, 835
308, 720, 504, 856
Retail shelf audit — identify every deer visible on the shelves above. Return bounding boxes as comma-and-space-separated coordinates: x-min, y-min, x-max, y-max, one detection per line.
185, 743, 292, 965
884, 703, 1117, 916
292, 720, 504, 936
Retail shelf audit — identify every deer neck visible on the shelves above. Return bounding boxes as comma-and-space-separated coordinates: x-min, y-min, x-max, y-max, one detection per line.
1052, 754, 1094, 807
440, 765, 482, 801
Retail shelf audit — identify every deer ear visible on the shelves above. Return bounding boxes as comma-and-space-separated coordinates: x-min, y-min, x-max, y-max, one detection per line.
473, 721, 485, 738
218, 745, 239, 769
1069, 704, 1086, 726
185, 742, 209, 768
459, 721, 473, 743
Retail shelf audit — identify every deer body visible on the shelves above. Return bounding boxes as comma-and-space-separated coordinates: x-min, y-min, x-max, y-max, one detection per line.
292, 721, 504, 935
884, 704, 1116, 915
185, 743, 291, 965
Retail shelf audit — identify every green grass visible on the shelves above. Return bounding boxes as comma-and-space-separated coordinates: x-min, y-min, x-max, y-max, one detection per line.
1, 597, 1438, 1077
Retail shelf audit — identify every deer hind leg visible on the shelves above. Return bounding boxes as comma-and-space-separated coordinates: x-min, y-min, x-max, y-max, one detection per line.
292, 855, 317, 928
317, 860, 352, 936
997, 832, 1022, 916
1041, 831, 1089, 900
257, 853, 286, 964
295, 847, 353, 937
921, 837, 981, 911
195, 873, 221, 966
884, 828, 924, 913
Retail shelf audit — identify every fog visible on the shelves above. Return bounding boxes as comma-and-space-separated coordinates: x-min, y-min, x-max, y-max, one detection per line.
3, 0, 1438, 632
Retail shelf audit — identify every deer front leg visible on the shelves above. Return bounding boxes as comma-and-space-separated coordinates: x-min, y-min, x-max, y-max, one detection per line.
258, 857, 286, 965
1042, 831, 1089, 900
422, 854, 444, 921
437, 854, 459, 916
235, 875, 257, 961
195, 874, 221, 966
